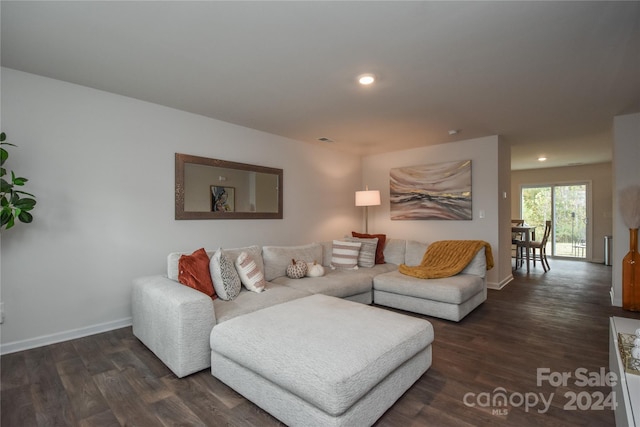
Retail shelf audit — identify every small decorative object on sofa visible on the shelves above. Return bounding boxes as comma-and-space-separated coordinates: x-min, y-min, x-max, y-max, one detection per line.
306, 261, 325, 277
286, 259, 308, 279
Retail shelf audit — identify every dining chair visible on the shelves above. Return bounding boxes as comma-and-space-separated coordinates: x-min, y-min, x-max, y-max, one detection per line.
511, 219, 525, 268
516, 220, 552, 272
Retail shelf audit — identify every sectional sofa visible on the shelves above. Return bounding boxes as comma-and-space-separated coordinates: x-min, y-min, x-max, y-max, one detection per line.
132, 237, 489, 379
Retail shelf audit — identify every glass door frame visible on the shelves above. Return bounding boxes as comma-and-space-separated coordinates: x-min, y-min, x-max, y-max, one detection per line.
519, 180, 593, 260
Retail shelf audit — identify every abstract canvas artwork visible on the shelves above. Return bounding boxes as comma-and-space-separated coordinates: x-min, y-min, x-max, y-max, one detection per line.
390, 160, 472, 220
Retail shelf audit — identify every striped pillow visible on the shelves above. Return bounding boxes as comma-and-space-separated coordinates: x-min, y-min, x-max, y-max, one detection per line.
330, 240, 362, 270
235, 251, 266, 293
346, 237, 378, 268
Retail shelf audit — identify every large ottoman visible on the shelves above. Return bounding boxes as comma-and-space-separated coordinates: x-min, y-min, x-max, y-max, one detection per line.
210, 294, 434, 427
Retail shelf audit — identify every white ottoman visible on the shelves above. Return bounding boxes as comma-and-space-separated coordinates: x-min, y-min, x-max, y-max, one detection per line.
210, 294, 434, 427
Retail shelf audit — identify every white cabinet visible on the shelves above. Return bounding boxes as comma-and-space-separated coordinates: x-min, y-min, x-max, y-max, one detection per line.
610, 316, 640, 427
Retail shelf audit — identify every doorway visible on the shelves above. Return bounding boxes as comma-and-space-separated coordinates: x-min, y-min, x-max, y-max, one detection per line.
521, 183, 589, 259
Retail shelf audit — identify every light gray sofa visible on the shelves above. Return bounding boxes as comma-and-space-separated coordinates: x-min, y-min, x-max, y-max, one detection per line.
132, 238, 487, 378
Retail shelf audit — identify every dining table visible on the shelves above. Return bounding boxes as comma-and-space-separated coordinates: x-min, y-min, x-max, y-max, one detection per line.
512, 225, 536, 272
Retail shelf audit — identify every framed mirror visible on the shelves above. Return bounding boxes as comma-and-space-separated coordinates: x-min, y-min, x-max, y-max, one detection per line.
175, 153, 283, 220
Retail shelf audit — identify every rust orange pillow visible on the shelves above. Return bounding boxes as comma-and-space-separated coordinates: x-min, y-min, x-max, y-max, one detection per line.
178, 248, 216, 299
352, 232, 386, 264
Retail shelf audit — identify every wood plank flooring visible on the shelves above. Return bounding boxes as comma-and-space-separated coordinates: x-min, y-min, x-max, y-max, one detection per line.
3, 259, 640, 426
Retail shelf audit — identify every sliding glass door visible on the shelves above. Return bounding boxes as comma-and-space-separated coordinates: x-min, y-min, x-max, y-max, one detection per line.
521, 183, 588, 259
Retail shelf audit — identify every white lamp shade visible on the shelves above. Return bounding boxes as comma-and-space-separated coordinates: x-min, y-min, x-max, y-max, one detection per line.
355, 190, 381, 207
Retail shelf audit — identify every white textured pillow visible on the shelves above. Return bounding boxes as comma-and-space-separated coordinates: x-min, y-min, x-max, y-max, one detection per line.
210, 249, 241, 300
330, 240, 361, 270
235, 251, 266, 293
346, 237, 378, 268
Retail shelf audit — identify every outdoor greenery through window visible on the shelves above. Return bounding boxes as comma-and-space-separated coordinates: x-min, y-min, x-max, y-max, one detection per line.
521, 184, 587, 258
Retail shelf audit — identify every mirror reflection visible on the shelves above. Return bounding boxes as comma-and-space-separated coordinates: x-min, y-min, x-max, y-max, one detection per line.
175, 153, 283, 220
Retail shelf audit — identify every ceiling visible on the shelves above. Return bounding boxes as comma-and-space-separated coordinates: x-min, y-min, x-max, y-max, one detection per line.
2, 1, 639, 170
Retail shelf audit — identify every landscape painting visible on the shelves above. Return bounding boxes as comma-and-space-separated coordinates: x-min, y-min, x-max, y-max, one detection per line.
390, 160, 472, 220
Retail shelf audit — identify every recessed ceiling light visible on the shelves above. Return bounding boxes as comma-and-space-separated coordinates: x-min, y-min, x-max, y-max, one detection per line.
357, 74, 375, 85
318, 137, 334, 143
538, 156, 547, 162
448, 129, 459, 135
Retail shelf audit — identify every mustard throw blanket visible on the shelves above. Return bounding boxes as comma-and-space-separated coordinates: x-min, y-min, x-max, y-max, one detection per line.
399, 240, 494, 279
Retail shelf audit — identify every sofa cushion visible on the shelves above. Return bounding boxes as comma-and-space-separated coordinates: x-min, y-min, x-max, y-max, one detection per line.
382, 238, 407, 265
404, 240, 430, 266
167, 245, 262, 282
210, 249, 241, 301
223, 245, 264, 273
235, 251, 266, 293
213, 283, 311, 323
177, 248, 216, 298
330, 240, 361, 270
169, 250, 212, 281
373, 271, 484, 304
210, 294, 433, 417
346, 237, 378, 268
262, 243, 323, 281
460, 248, 487, 277
352, 232, 387, 264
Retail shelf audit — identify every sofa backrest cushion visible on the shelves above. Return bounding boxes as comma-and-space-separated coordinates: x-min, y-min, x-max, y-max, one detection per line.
404, 240, 430, 266
383, 238, 407, 265
318, 241, 333, 267
460, 247, 487, 277
262, 243, 323, 281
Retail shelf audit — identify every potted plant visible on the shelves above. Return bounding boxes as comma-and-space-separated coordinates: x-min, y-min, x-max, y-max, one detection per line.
1, 132, 37, 230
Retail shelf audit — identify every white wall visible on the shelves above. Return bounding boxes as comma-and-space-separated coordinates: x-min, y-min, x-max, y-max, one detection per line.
612, 112, 640, 306
362, 135, 512, 289
0, 68, 362, 352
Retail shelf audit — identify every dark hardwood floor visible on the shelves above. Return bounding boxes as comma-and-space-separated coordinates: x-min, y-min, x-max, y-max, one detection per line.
3, 259, 640, 426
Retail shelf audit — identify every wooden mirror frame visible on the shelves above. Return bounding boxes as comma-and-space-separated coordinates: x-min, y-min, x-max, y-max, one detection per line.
175, 153, 283, 220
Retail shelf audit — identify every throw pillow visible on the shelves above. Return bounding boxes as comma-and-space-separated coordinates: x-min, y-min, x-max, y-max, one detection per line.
210, 248, 241, 300
352, 232, 387, 264
346, 237, 378, 268
330, 240, 361, 270
235, 251, 266, 293
177, 248, 216, 299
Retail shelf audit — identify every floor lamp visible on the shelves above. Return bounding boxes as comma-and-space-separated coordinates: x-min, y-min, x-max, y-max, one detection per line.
355, 187, 381, 233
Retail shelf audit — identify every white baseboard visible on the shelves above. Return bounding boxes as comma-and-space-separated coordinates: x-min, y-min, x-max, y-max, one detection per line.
0, 317, 132, 355
488, 275, 513, 290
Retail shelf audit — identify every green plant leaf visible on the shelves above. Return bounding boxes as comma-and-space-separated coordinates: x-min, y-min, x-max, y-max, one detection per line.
13, 176, 27, 186
0, 132, 6, 142
0, 178, 11, 193
15, 198, 36, 209
0, 212, 15, 230
0, 148, 7, 166
1, 167, 5, 177
14, 190, 36, 198
0, 210, 11, 227
18, 210, 33, 223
